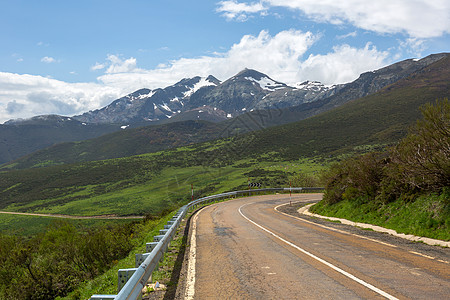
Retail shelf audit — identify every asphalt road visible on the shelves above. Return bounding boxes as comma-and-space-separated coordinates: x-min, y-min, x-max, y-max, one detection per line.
183, 194, 450, 299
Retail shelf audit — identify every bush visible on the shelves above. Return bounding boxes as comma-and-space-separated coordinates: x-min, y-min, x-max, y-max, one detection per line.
322, 99, 449, 205
0, 221, 136, 299
322, 152, 386, 204
388, 98, 450, 193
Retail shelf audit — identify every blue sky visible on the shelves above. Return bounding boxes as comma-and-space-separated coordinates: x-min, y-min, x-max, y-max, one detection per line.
0, 0, 449, 123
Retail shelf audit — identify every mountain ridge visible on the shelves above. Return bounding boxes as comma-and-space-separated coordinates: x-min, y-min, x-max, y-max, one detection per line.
3, 52, 449, 170
0, 53, 448, 166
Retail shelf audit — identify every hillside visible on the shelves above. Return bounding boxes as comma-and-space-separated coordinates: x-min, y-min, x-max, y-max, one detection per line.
1, 120, 225, 170
0, 53, 448, 217
0, 116, 122, 165
2, 53, 446, 166
226, 53, 450, 160
2, 53, 448, 170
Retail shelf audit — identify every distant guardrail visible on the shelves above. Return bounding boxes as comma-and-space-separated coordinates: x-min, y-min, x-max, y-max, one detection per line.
90, 187, 324, 300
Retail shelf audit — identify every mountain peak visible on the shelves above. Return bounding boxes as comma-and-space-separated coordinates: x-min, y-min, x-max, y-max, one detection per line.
230, 69, 287, 91
234, 68, 268, 80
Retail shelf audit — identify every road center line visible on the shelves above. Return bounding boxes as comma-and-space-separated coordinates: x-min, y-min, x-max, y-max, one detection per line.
238, 203, 399, 300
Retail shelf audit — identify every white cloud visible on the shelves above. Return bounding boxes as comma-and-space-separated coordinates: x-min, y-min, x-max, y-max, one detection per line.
0, 30, 390, 123
105, 55, 138, 74
98, 30, 317, 89
0, 72, 122, 123
336, 31, 357, 40
239, 0, 450, 38
41, 56, 57, 63
217, 0, 267, 21
91, 62, 106, 71
298, 43, 389, 85
398, 38, 427, 58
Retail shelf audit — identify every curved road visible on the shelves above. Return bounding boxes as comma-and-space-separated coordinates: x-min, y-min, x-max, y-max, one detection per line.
184, 194, 450, 299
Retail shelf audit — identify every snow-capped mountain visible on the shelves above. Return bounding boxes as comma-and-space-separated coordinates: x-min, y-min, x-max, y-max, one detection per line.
1, 53, 448, 166
74, 75, 221, 124
74, 68, 321, 124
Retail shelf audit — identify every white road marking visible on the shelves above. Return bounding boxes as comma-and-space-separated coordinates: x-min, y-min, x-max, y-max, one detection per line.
274, 202, 398, 248
239, 203, 399, 300
409, 251, 435, 260
277, 202, 448, 262
185, 207, 208, 300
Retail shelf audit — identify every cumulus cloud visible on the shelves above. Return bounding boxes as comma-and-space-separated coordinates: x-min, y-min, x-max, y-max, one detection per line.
0, 72, 122, 123
41, 56, 57, 63
0, 30, 390, 123
91, 62, 105, 71
221, 0, 450, 38
298, 43, 389, 85
98, 30, 317, 90
217, 0, 267, 21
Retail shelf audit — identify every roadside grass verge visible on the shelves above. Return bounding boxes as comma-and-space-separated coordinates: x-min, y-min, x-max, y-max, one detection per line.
310, 192, 450, 241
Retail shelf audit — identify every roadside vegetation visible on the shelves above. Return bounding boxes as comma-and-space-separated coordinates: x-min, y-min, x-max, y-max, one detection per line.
0, 212, 174, 299
312, 99, 450, 240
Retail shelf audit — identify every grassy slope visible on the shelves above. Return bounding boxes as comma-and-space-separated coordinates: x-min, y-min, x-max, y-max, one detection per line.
0, 119, 121, 165
1, 120, 226, 170
311, 192, 450, 241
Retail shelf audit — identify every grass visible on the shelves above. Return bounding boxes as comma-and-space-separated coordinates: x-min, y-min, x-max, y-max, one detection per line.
311, 193, 450, 241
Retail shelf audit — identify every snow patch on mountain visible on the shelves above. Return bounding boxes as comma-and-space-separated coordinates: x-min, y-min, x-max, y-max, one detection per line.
127, 90, 155, 101
245, 76, 285, 91
160, 102, 172, 112
295, 81, 334, 92
183, 77, 218, 98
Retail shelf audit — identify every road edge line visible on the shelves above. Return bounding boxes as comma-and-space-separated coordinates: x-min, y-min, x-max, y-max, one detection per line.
184, 206, 208, 300
300, 204, 450, 248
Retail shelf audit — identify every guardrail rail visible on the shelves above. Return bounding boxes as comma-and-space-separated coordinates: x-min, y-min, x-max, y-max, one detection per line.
90, 187, 324, 300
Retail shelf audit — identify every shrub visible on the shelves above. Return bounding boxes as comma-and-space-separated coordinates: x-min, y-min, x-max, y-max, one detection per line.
322, 99, 449, 205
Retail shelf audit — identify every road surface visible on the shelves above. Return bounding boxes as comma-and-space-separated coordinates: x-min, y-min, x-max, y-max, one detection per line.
184, 194, 450, 299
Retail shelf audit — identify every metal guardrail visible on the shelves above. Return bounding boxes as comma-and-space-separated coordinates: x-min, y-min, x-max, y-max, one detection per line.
90, 187, 323, 300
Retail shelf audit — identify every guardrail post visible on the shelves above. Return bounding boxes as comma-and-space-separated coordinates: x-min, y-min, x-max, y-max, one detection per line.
118, 268, 138, 293
146, 242, 158, 253
135, 253, 150, 268
153, 235, 165, 242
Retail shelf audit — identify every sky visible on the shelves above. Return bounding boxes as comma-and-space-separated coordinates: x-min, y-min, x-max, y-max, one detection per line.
0, 0, 449, 123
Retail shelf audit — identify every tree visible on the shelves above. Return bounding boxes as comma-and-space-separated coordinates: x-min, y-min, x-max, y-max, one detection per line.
390, 98, 450, 193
